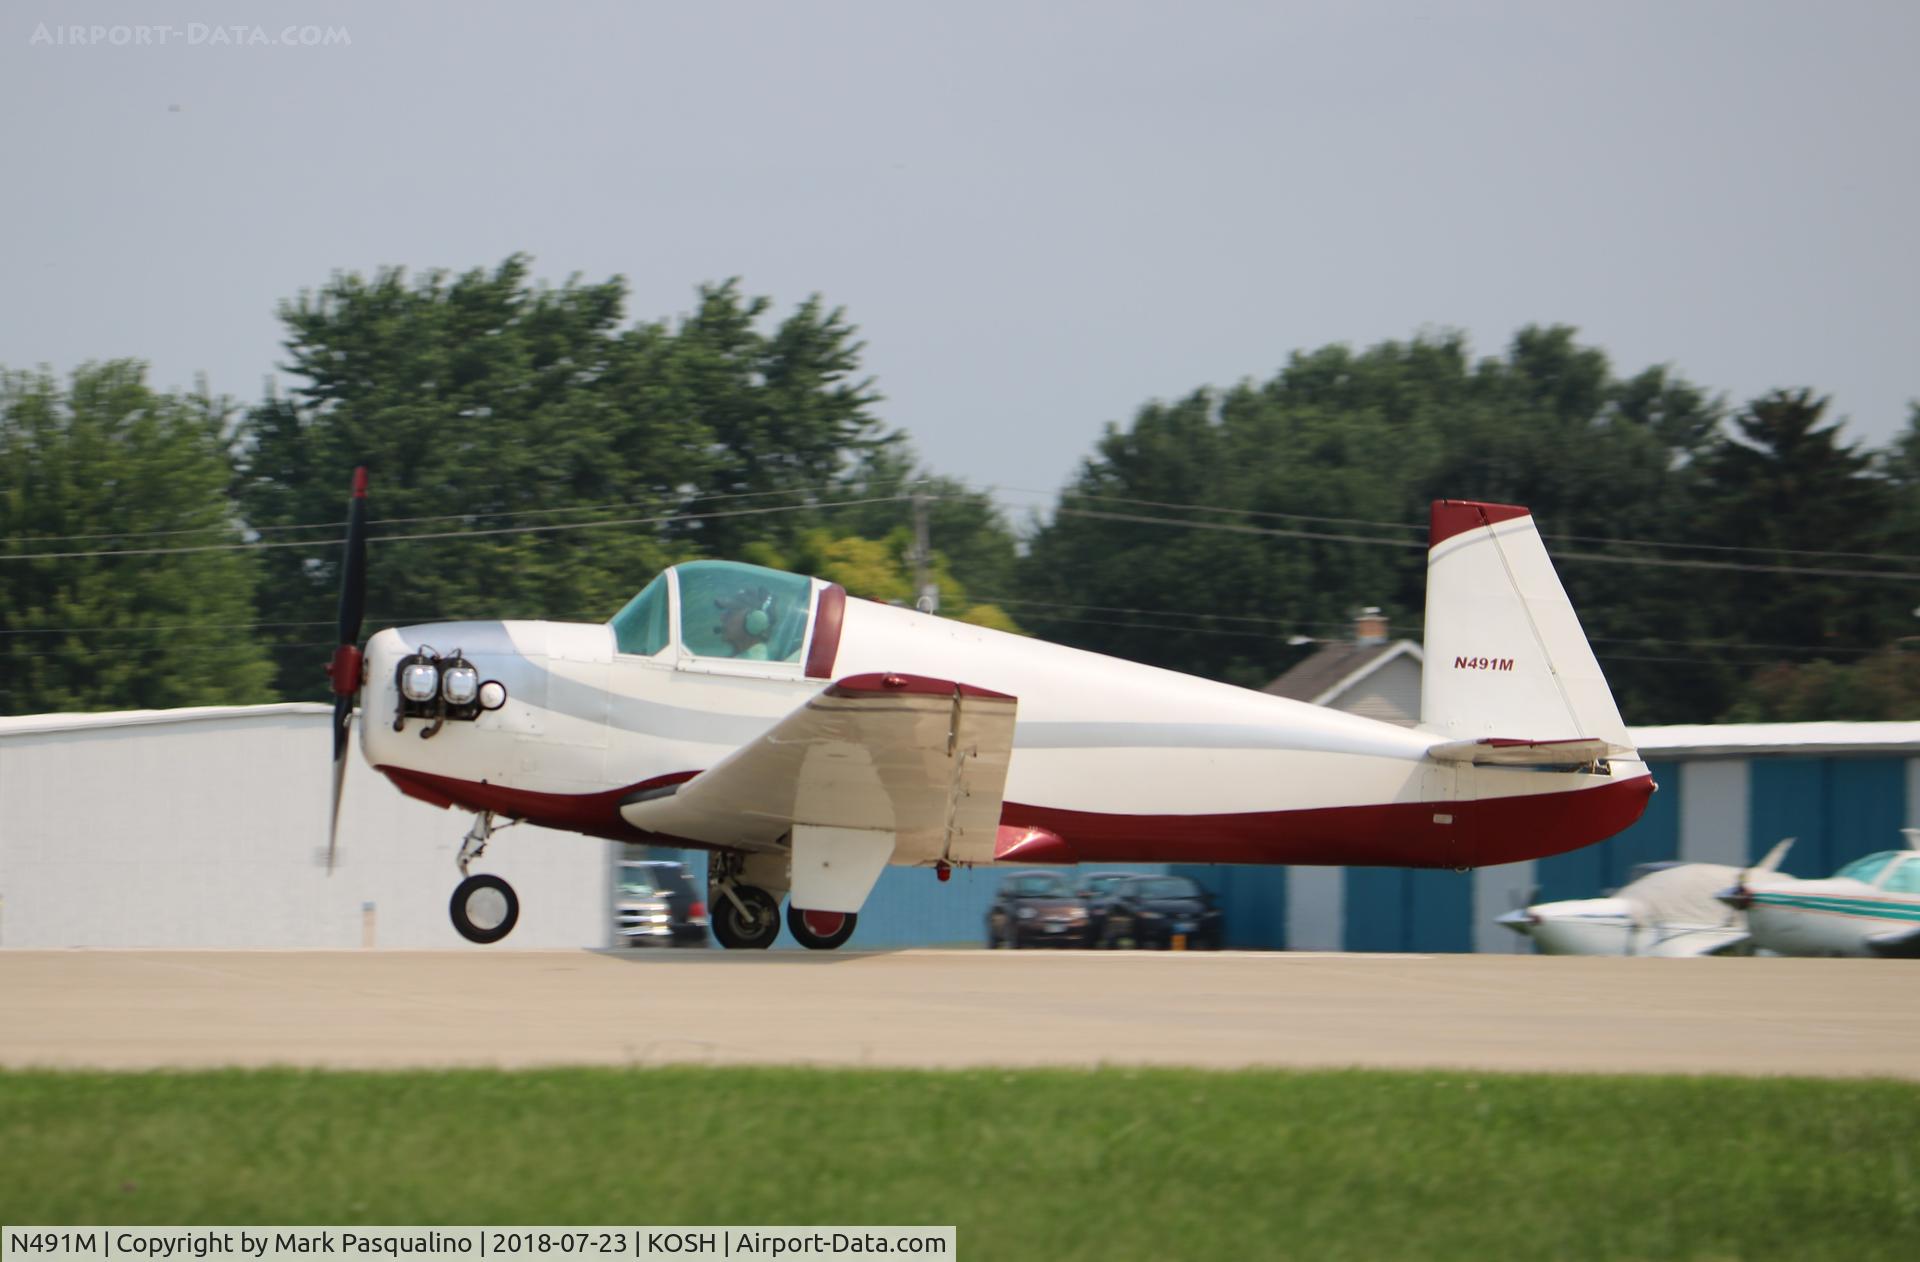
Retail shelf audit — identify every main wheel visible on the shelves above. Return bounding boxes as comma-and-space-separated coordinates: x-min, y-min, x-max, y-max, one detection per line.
711, 885, 780, 950
787, 903, 858, 950
450, 873, 519, 945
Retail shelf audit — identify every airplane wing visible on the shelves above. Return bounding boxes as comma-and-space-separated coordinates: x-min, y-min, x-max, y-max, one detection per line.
1427, 736, 1622, 767
1866, 923, 1920, 960
619, 673, 1018, 901
1657, 927, 1751, 957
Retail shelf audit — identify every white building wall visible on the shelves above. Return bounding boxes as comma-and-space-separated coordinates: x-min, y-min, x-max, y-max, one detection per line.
1284, 865, 1343, 950
0, 708, 612, 948
1677, 759, 1750, 867
1333, 656, 1422, 727
1474, 860, 1535, 953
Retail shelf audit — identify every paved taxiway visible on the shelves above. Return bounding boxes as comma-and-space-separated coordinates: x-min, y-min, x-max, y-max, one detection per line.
2, 949, 1914, 1077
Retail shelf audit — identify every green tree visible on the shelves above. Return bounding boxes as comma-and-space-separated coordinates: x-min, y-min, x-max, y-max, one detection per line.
1724, 646, 1920, 721
239, 259, 894, 698
1696, 388, 1900, 659
0, 363, 274, 714
1015, 327, 1738, 716
658, 280, 894, 559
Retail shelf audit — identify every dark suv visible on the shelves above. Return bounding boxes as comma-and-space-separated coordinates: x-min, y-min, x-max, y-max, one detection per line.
987, 871, 1093, 948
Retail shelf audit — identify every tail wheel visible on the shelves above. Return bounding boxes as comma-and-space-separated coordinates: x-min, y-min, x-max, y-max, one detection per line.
711, 885, 780, 950
787, 903, 858, 951
450, 873, 519, 944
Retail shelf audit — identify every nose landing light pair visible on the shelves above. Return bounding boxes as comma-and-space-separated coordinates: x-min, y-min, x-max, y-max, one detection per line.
393, 647, 507, 734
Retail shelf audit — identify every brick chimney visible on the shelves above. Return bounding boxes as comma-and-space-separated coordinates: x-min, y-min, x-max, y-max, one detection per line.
1354, 606, 1388, 645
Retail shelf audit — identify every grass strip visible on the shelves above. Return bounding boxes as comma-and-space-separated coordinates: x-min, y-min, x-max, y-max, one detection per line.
2, 1067, 1916, 1261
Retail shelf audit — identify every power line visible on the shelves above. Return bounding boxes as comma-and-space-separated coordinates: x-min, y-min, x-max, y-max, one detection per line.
0, 495, 911, 562
998, 484, 1920, 566
1049, 506, 1920, 582
8, 471, 1915, 569
0, 479, 925, 549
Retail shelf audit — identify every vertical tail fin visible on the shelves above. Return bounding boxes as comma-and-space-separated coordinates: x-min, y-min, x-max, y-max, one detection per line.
1419, 500, 1632, 752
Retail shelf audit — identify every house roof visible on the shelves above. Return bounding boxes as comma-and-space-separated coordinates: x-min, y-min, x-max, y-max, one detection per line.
1264, 640, 1423, 706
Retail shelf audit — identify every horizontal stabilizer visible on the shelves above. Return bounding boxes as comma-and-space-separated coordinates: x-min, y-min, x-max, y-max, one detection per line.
1428, 736, 1618, 766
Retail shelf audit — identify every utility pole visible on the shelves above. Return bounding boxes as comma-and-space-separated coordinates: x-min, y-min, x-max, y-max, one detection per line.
912, 485, 938, 614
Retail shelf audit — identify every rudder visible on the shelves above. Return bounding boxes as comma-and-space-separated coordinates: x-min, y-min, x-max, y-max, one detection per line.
1419, 500, 1632, 752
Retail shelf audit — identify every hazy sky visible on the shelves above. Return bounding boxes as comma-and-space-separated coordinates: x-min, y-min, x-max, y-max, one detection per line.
5, 1, 1916, 517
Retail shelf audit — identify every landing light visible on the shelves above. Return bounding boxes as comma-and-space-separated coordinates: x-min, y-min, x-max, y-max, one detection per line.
391, 648, 492, 736
441, 664, 480, 706
400, 662, 440, 702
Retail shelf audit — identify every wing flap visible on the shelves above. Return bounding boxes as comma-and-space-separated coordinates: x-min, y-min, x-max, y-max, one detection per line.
620, 673, 1017, 864
1428, 736, 1620, 766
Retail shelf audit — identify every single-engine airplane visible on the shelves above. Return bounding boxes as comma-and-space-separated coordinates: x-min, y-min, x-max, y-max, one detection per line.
1720, 830, 1920, 958
1496, 839, 1796, 957
324, 471, 1654, 949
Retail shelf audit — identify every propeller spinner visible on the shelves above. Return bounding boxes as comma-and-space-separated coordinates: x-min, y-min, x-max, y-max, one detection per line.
325, 466, 370, 872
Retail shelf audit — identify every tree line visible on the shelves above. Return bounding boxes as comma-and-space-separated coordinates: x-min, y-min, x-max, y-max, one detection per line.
3, 256, 1915, 723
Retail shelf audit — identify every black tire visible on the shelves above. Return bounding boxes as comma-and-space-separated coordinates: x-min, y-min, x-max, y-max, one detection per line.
450, 873, 519, 945
787, 903, 858, 951
711, 885, 780, 950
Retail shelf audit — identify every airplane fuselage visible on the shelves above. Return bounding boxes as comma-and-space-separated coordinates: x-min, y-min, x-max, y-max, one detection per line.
1743, 879, 1920, 957
360, 588, 1651, 871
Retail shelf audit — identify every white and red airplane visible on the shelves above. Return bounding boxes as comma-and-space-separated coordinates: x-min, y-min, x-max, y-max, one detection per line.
324, 473, 1654, 949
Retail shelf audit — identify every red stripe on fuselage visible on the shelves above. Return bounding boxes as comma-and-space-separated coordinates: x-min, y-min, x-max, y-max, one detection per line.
377, 763, 1653, 869
1002, 773, 1654, 868
378, 766, 698, 845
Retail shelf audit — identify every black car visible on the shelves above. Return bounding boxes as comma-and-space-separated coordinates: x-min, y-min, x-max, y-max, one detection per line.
613, 859, 710, 947
1095, 875, 1223, 949
987, 870, 1093, 948
1077, 871, 1140, 942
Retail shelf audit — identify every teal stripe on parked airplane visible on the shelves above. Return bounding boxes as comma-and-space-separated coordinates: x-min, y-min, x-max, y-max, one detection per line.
1749, 892, 1920, 922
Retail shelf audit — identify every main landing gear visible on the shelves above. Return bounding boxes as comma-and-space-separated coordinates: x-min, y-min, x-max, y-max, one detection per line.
449, 812, 521, 944
706, 851, 859, 950
708, 850, 780, 950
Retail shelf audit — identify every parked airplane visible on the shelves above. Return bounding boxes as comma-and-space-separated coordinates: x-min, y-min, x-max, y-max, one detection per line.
325, 474, 1654, 949
1496, 840, 1796, 956
1721, 830, 1920, 958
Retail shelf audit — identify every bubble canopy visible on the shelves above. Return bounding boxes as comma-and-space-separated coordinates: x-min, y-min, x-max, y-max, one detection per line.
609, 561, 815, 663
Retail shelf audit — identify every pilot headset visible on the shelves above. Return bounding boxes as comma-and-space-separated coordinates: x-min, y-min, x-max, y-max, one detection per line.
745, 594, 773, 637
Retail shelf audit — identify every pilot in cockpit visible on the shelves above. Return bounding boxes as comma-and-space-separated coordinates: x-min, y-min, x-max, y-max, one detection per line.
715, 586, 776, 660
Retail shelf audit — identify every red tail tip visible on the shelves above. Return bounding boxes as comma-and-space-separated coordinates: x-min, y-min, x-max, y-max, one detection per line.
1429, 499, 1530, 549
352, 466, 368, 498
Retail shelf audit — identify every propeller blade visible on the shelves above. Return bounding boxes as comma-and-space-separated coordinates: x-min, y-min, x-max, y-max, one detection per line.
325, 466, 370, 875
328, 695, 352, 873
336, 465, 369, 648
